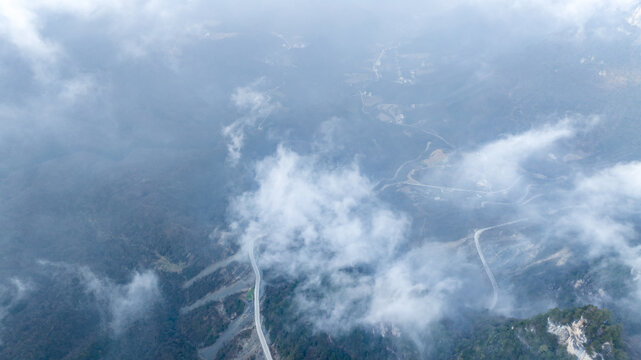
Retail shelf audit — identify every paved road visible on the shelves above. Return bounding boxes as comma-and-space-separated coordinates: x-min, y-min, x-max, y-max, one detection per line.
249, 242, 273, 360
473, 219, 527, 310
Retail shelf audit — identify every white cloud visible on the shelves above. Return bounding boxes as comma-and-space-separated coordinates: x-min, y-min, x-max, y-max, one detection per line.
629, 5, 641, 28
366, 246, 465, 328
234, 146, 405, 273
223, 79, 279, 164
0, 0, 61, 82
228, 118, 640, 334
0, 0, 126, 78
231, 146, 482, 332
0, 277, 32, 344
515, 0, 638, 26
465, 0, 641, 36
553, 162, 641, 284
454, 119, 578, 192
80, 268, 161, 335
0, 0, 226, 81
0, 278, 31, 314
451, 119, 641, 305
33, 261, 161, 335
59, 74, 97, 103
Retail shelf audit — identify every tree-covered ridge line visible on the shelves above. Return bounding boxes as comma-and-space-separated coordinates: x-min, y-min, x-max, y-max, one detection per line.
454, 305, 627, 360
262, 281, 628, 360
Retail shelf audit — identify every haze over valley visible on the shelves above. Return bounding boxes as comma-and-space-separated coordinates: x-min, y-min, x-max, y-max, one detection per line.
1, 1, 641, 359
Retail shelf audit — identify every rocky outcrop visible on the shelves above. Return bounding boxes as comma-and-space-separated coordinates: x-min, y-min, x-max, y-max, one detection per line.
547, 316, 593, 360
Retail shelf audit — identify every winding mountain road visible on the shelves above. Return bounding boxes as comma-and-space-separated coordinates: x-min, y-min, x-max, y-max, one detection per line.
249, 242, 273, 360
473, 219, 527, 310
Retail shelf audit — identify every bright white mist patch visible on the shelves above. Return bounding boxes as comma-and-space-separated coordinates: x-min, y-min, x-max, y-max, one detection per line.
223, 79, 279, 165
81, 268, 161, 335
231, 146, 473, 332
